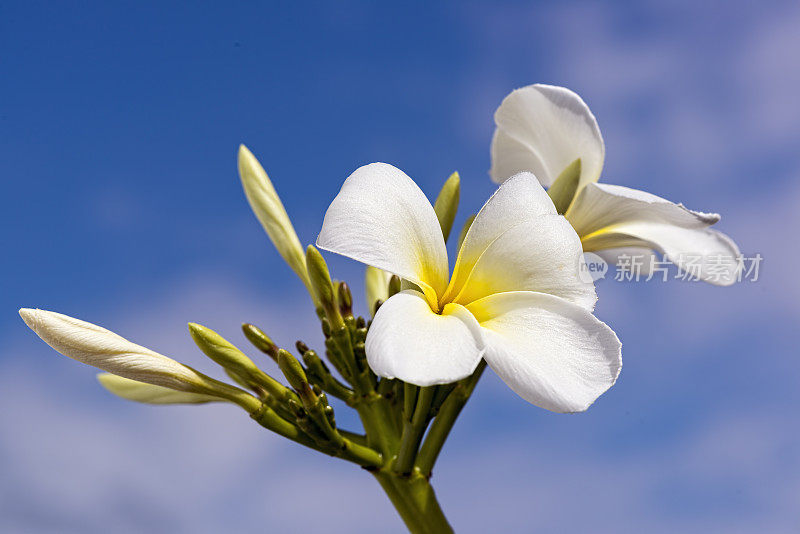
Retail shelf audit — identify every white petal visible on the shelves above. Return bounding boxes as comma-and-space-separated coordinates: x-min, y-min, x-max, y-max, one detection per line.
489, 130, 541, 186
98, 374, 222, 405
468, 291, 621, 413
491, 84, 605, 187
569, 183, 742, 285
445, 172, 556, 300
365, 290, 484, 386
452, 214, 597, 310
19, 308, 203, 390
317, 163, 449, 304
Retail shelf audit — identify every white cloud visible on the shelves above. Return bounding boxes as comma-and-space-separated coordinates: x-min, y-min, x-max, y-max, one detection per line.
456, 0, 800, 195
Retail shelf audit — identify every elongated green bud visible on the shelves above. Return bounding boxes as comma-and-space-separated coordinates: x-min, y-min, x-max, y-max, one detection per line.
302, 349, 327, 378
189, 323, 259, 376
321, 317, 332, 338
301, 349, 354, 403
306, 245, 334, 307
338, 282, 353, 317
306, 245, 344, 328
238, 145, 314, 298
548, 158, 581, 214
241, 323, 278, 361
277, 349, 313, 402
280, 352, 346, 448
354, 326, 367, 344
188, 323, 293, 403
433, 171, 460, 241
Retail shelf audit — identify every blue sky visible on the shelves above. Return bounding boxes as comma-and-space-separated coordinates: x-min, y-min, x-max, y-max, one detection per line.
2, 1, 798, 532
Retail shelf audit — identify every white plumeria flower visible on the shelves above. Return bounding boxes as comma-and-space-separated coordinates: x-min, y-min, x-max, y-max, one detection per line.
317, 163, 621, 413
19, 308, 211, 392
491, 84, 742, 285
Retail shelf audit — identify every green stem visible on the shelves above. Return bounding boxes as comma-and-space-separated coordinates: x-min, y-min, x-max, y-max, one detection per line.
415, 361, 486, 477
373, 470, 453, 534
356, 393, 400, 456
241, 393, 382, 468
394, 386, 435, 475
340, 429, 368, 446
403, 382, 418, 417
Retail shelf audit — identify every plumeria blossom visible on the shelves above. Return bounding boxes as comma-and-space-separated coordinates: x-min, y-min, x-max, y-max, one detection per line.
317, 163, 621, 413
491, 84, 742, 285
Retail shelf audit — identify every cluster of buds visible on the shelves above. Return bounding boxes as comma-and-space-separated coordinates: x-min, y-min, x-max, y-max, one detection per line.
19, 148, 473, 533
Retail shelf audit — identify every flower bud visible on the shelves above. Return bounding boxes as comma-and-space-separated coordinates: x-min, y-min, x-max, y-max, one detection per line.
321, 317, 332, 338
97, 373, 222, 405
238, 145, 313, 296
306, 245, 343, 327
301, 349, 327, 379
433, 171, 460, 241
188, 323, 291, 402
277, 349, 314, 403
189, 323, 259, 377
338, 282, 353, 317
241, 323, 278, 361
20, 308, 210, 392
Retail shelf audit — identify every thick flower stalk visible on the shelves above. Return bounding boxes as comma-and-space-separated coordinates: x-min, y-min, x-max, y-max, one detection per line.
491, 84, 742, 284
